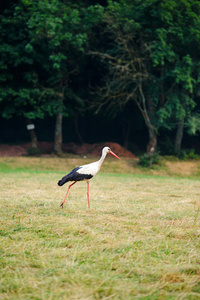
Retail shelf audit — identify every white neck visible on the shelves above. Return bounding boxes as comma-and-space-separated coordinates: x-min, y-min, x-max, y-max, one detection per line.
97, 149, 107, 168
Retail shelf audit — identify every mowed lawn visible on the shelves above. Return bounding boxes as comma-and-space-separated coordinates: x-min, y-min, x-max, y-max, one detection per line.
0, 157, 200, 299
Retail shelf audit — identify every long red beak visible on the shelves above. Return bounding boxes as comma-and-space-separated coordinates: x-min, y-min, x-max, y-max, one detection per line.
110, 150, 120, 159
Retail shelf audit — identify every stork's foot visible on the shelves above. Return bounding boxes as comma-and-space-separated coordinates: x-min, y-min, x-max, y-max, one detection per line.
60, 202, 64, 208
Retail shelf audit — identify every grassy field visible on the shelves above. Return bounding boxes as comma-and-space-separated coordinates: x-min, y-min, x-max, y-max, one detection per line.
0, 156, 200, 299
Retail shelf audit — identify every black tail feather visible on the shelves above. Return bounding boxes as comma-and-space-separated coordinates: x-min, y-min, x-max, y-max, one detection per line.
58, 175, 70, 186
58, 167, 82, 186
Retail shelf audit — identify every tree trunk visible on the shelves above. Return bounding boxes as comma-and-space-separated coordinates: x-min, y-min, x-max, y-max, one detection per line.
26, 118, 38, 149
146, 127, 157, 166
138, 87, 157, 156
54, 87, 64, 155
174, 119, 184, 153
147, 127, 157, 155
54, 111, 63, 155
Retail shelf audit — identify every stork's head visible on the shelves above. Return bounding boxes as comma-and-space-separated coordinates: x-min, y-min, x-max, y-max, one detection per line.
103, 147, 120, 159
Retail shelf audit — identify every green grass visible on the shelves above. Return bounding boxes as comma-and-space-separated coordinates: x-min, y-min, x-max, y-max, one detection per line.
0, 157, 200, 299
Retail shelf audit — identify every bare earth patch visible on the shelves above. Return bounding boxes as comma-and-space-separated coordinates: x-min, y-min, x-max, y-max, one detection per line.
0, 144, 28, 156
0, 142, 136, 158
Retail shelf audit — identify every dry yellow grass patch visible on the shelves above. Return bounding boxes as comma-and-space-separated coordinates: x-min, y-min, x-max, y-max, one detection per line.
165, 160, 200, 177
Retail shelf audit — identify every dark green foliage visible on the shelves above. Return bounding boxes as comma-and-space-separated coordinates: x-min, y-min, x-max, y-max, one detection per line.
26, 147, 43, 156
0, 0, 104, 119
0, 3, 42, 120
90, 0, 200, 153
177, 149, 199, 161
138, 152, 160, 168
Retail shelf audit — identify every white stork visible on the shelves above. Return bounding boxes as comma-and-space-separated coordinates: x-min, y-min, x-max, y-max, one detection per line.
58, 146, 120, 209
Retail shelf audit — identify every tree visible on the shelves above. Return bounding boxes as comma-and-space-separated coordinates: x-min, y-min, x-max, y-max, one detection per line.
91, 0, 200, 154
0, 0, 104, 153
27, 0, 104, 154
0, 3, 43, 149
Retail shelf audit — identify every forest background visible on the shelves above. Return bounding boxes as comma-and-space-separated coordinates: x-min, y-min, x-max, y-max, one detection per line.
1, 0, 200, 157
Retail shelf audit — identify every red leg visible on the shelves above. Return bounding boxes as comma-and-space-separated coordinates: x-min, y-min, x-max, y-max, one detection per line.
60, 181, 77, 208
87, 181, 90, 209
